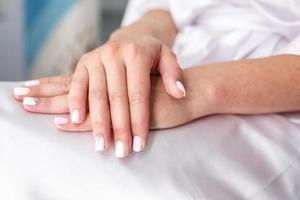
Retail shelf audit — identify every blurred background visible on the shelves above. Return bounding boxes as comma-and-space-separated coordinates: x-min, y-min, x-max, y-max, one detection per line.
0, 0, 128, 81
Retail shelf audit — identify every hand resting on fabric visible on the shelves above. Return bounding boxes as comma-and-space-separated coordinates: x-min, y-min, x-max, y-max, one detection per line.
14, 69, 213, 129
14, 9, 185, 158
13, 67, 215, 154
14, 55, 300, 158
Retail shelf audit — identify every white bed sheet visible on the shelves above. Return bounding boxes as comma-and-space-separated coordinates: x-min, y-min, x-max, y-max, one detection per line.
0, 82, 300, 200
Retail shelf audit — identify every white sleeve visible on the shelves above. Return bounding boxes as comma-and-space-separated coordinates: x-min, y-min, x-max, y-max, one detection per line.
122, 0, 216, 29
121, 0, 169, 27
277, 34, 300, 56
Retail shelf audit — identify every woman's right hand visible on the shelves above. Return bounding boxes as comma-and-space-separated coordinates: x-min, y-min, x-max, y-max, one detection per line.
14, 30, 186, 158
14, 9, 189, 157
68, 28, 186, 157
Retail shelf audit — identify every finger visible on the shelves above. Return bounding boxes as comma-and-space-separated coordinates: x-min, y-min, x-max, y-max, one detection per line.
54, 114, 92, 132
86, 52, 111, 152
24, 74, 73, 86
124, 54, 150, 153
14, 75, 72, 100
14, 82, 70, 100
159, 45, 186, 98
102, 47, 132, 158
68, 57, 89, 124
22, 95, 69, 114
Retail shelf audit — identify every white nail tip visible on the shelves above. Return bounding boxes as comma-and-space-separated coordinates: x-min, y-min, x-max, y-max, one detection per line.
14, 87, 29, 96
23, 97, 39, 106
115, 141, 125, 158
54, 117, 69, 125
24, 80, 40, 87
71, 109, 80, 123
176, 81, 186, 97
133, 136, 143, 152
95, 135, 105, 152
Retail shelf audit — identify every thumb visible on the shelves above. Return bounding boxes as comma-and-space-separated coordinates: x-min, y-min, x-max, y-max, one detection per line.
158, 45, 186, 98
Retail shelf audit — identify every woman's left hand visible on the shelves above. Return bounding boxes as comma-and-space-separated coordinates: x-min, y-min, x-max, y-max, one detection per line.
14, 67, 216, 146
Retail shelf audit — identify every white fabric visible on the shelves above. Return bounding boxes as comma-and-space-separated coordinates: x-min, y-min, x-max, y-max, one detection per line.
2, 1, 300, 199
123, 0, 300, 67
1, 82, 300, 199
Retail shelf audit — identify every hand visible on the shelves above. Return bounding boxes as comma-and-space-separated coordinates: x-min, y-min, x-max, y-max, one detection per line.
13, 9, 185, 158
69, 33, 185, 157
14, 68, 215, 154
13, 9, 186, 157
15, 75, 190, 127
14, 35, 186, 158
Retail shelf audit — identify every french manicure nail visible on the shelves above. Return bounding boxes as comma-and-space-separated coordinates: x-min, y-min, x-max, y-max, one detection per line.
23, 97, 39, 106
176, 81, 186, 97
95, 134, 105, 152
24, 80, 40, 87
133, 136, 143, 152
54, 117, 69, 125
14, 87, 29, 96
71, 109, 80, 123
116, 140, 125, 158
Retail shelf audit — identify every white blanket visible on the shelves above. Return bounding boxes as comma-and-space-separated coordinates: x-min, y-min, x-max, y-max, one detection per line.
1, 82, 300, 200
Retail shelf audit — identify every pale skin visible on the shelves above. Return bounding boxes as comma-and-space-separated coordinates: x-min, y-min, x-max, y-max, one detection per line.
14, 10, 300, 157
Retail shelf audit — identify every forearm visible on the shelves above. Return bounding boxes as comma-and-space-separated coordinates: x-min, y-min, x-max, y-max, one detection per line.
110, 9, 177, 47
186, 55, 300, 118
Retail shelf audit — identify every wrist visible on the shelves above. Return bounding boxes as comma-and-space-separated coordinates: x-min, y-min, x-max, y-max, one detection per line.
110, 22, 156, 41
110, 10, 177, 46
183, 66, 221, 119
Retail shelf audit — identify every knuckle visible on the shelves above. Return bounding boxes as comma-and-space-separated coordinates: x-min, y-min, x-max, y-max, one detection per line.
89, 88, 107, 101
102, 42, 119, 59
43, 77, 51, 84
89, 49, 101, 61
61, 76, 71, 93
32, 85, 40, 95
71, 74, 85, 85
108, 91, 127, 104
128, 91, 147, 106
44, 98, 52, 108
69, 96, 81, 104
78, 52, 93, 68
66, 74, 73, 82
126, 44, 147, 59
92, 48, 102, 56
80, 52, 91, 62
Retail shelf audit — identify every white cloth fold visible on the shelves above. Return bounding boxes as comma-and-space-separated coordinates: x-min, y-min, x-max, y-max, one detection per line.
123, 0, 300, 67
0, 82, 300, 199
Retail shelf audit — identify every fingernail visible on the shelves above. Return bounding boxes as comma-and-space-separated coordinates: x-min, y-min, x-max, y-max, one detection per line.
54, 117, 69, 125
14, 87, 29, 96
71, 109, 80, 123
115, 140, 125, 158
176, 81, 186, 97
24, 80, 40, 87
23, 97, 39, 106
133, 136, 143, 152
95, 134, 105, 152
